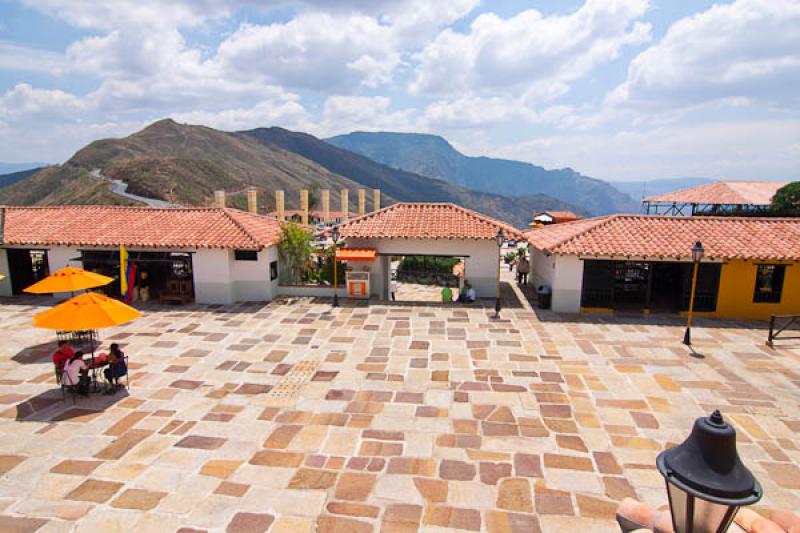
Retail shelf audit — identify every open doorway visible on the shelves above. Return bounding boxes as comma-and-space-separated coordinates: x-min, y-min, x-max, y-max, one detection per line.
7, 249, 49, 294
79, 250, 194, 303
390, 255, 465, 302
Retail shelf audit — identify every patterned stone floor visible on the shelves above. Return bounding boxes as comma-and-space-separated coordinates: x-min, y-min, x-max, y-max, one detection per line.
0, 287, 798, 532
395, 283, 461, 303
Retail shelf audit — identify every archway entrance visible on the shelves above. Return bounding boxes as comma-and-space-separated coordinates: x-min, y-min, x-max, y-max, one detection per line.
389, 254, 465, 303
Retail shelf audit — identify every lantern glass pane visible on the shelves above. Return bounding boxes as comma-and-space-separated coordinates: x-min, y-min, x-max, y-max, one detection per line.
692, 498, 736, 533
668, 482, 690, 532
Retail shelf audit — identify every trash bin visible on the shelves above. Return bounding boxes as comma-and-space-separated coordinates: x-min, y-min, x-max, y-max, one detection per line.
537, 285, 552, 309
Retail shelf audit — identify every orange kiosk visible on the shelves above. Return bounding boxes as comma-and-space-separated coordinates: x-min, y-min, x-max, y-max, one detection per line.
334, 248, 377, 300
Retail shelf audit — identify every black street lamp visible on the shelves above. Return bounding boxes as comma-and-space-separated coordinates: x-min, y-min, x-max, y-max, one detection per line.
657, 410, 762, 533
683, 241, 705, 346
494, 229, 505, 318
331, 226, 340, 308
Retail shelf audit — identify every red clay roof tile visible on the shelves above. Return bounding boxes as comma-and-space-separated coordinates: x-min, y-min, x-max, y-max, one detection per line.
525, 214, 800, 261
339, 203, 523, 240
644, 181, 788, 205
1, 206, 280, 250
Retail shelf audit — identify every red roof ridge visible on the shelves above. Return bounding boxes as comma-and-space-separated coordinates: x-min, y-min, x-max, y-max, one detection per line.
339, 202, 524, 240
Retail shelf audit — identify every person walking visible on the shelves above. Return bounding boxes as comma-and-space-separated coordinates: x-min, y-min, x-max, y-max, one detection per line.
517, 256, 530, 286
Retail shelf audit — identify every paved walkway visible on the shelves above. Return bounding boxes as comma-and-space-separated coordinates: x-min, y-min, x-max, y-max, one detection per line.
0, 296, 797, 532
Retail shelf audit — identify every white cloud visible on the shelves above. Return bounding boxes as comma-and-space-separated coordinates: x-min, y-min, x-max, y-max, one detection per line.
0, 83, 86, 120
411, 0, 651, 98
0, 42, 67, 74
214, 14, 400, 92
317, 96, 416, 136
422, 96, 537, 129
169, 96, 311, 132
491, 119, 800, 181
609, 0, 800, 109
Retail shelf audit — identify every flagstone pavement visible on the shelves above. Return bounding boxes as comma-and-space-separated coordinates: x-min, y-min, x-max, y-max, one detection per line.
0, 293, 798, 532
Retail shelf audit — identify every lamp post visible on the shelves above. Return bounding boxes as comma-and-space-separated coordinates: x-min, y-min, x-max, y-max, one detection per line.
657, 410, 762, 533
494, 229, 505, 318
331, 226, 340, 308
683, 241, 704, 346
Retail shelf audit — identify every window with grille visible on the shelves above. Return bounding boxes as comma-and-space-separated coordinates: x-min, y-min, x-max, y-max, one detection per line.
753, 264, 785, 303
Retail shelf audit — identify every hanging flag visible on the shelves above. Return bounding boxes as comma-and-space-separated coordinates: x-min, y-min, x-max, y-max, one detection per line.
120, 245, 129, 296
124, 262, 137, 304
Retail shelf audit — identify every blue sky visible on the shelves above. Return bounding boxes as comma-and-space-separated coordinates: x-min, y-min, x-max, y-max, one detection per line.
0, 0, 798, 181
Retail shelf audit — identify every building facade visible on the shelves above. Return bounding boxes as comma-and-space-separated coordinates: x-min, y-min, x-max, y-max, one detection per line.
526, 215, 800, 319
0, 206, 282, 305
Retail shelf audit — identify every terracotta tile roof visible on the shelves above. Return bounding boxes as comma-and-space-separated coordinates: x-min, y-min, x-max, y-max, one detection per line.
339, 202, 523, 240
537, 210, 580, 220
644, 181, 788, 205
1, 206, 281, 250
525, 214, 800, 261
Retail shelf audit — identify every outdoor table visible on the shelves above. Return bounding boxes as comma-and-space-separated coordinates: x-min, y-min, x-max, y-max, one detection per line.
83, 354, 108, 393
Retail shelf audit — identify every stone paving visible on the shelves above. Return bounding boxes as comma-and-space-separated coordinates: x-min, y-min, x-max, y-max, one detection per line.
0, 287, 798, 532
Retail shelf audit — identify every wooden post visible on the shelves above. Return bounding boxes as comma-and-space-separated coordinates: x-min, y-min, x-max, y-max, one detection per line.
300, 190, 309, 226
322, 190, 330, 225
358, 189, 366, 217
373, 189, 380, 212
247, 188, 258, 214
341, 190, 349, 222
276, 190, 285, 221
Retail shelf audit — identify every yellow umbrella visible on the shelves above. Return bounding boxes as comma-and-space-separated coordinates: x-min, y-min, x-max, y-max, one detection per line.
33, 292, 141, 331
24, 267, 113, 294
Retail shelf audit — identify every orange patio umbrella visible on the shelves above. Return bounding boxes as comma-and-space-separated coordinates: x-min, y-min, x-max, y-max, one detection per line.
24, 267, 113, 294
33, 292, 141, 331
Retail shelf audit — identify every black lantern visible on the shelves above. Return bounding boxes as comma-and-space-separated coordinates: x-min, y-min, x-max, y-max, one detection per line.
495, 229, 505, 248
657, 410, 762, 533
494, 229, 505, 318
691, 241, 705, 263
331, 226, 340, 245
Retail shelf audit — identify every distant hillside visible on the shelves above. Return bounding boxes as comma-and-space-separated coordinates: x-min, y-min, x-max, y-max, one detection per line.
0, 120, 582, 226
326, 131, 640, 215
611, 177, 715, 202
0, 167, 45, 189
0, 162, 48, 174
240, 127, 585, 226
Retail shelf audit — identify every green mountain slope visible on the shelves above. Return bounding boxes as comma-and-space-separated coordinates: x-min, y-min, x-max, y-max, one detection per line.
326, 131, 640, 215
1, 119, 584, 226
0, 167, 45, 189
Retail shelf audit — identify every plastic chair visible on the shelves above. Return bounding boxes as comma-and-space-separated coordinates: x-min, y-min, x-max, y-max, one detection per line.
60, 371, 79, 404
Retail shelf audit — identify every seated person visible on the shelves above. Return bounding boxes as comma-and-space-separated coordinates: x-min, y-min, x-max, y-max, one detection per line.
103, 343, 127, 395
458, 282, 477, 303
441, 286, 453, 303
63, 351, 90, 396
466, 284, 477, 303
52, 340, 73, 371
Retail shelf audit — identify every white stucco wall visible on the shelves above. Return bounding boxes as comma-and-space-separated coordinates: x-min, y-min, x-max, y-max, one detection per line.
552, 255, 584, 313
230, 246, 279, 302
345, 238, 500, 298
528, 246, 584, 313
193, 249, 234, 304
529, 246, 556, 289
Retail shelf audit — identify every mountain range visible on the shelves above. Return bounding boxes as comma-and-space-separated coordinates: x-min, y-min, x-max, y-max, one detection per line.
0, 120, 584, 227
326, 131, 639, 215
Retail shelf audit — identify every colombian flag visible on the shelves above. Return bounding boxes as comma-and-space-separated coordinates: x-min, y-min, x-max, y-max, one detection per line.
120, 246, 137, 303
120, 245, 129, 296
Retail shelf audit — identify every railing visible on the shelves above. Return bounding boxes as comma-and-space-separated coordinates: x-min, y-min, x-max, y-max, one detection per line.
581, 288, 613, 308
766, 314, 800, 347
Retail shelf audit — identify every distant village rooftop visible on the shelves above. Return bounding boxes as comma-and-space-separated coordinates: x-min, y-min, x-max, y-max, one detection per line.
525, 214, 800, 261
339, 202, 524, 240
0, 205, 281, 250
644, 180, 787, 206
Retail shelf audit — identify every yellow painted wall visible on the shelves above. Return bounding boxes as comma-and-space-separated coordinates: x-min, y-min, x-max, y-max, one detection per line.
714, 260, 800, 319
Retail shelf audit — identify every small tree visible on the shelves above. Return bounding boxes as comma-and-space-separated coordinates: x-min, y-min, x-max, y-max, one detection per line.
771, 182, 800, 216
277, 223, 314, 283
